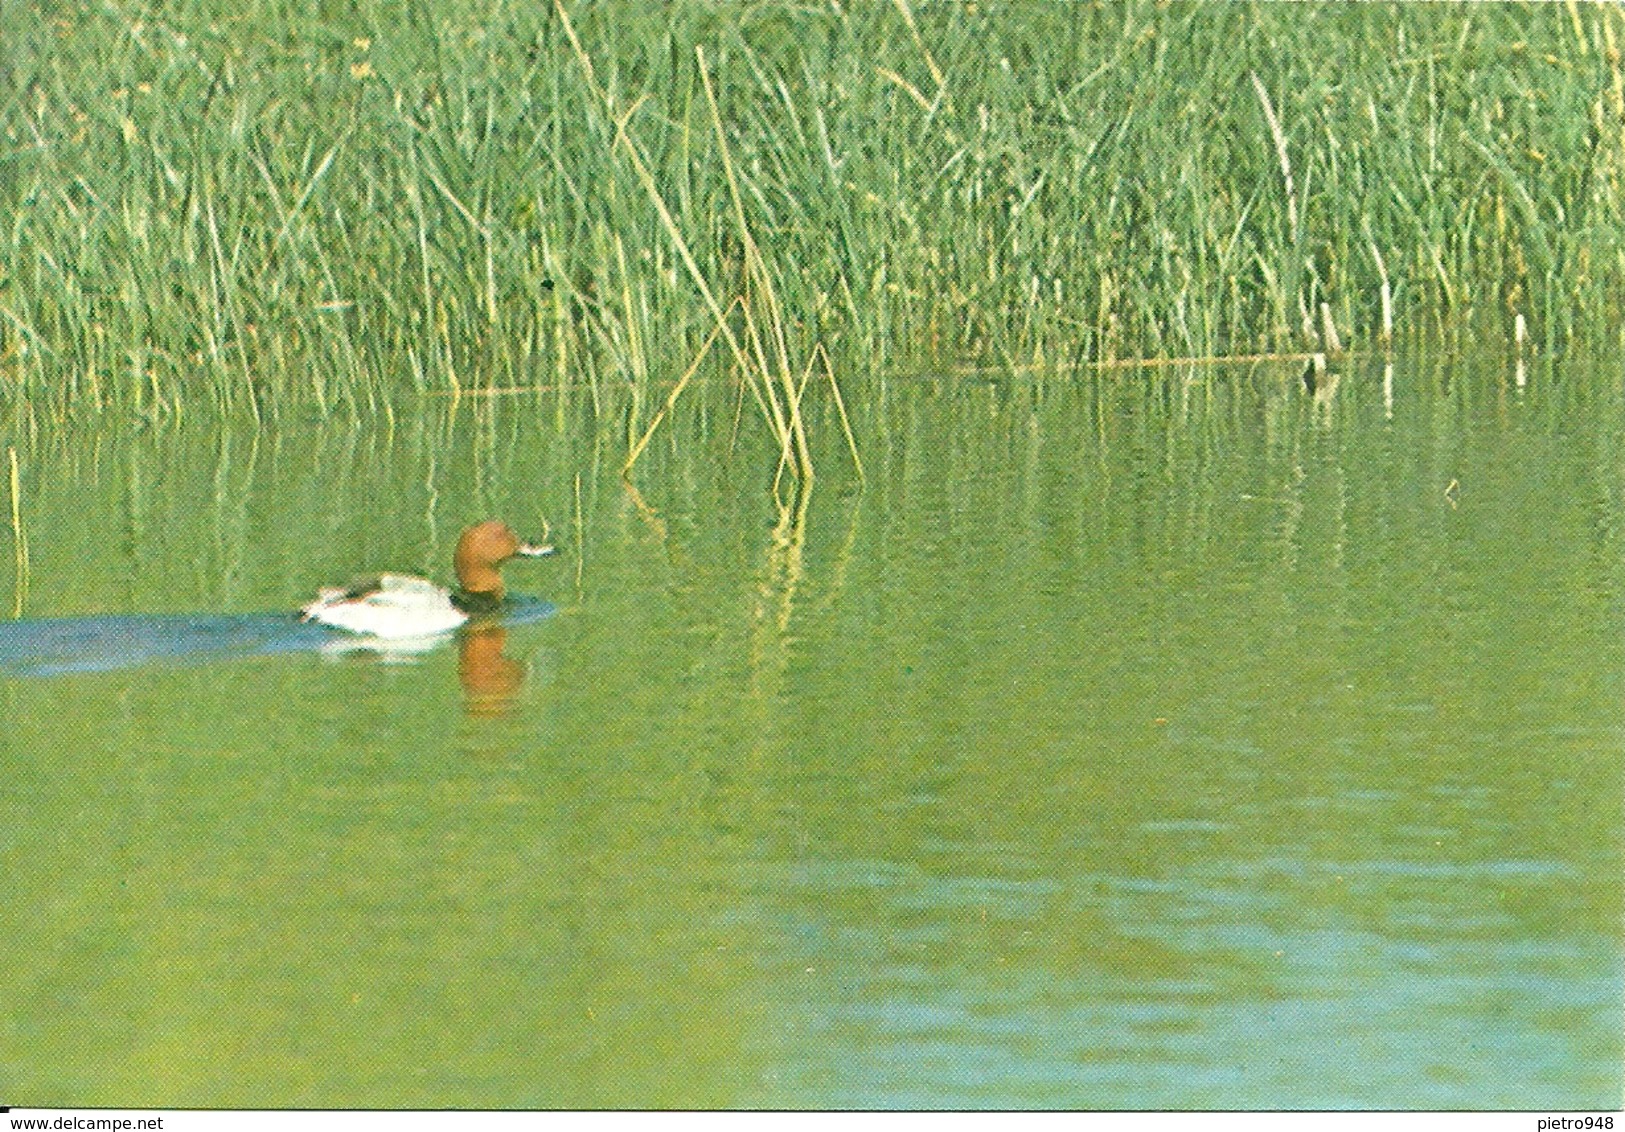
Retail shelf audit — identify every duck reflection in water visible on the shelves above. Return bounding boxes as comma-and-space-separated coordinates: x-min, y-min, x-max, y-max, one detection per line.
457, 623, 528, 718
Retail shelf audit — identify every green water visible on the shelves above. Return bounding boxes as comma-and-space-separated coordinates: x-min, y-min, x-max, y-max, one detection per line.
2, 354, 1620, 1109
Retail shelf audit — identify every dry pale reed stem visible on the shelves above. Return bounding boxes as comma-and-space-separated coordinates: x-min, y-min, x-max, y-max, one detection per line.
8, 447, 27, 618
1368, 239, 1394, 347
1320, 303, 1343, 354
573, 471, 585, 594
812, 343, 865, 482
1514, 313, 1529, 388
888, 0, 947, 105
954, 348, 1324, 376
1251, 72, 1299, 244
624, 312, 728, 474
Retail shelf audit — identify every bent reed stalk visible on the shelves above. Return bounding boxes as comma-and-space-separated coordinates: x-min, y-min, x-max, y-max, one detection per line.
0, 1, 1619, 432
8, 447, 28, 618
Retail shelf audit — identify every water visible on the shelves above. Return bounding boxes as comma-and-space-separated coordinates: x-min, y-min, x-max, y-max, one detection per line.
1, 354, 1620, 1109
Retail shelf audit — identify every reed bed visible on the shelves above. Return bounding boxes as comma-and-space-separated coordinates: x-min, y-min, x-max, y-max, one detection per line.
1, 0, 1620, 441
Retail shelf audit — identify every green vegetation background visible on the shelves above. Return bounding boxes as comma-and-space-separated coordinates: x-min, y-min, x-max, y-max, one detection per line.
1, 1, 1621, 417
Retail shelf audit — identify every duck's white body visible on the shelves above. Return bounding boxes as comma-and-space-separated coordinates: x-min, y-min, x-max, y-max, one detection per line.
301, 574, 469, 639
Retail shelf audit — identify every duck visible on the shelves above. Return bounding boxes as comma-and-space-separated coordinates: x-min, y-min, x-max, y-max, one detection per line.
301, 520, 554, 640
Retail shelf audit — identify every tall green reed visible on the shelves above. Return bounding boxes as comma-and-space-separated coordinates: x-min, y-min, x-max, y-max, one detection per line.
0, 1, 1619, 432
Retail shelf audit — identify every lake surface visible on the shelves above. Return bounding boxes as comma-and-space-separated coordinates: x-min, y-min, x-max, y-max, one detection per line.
2, 353, 1620, 1109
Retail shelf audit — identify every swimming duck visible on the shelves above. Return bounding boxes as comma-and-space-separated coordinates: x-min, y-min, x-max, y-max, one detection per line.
301, 520, 554, 639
